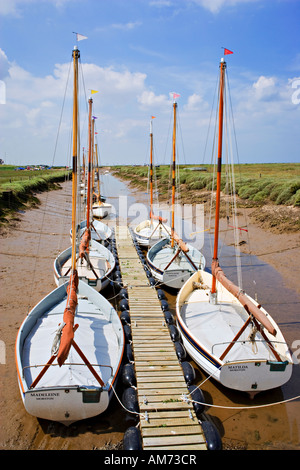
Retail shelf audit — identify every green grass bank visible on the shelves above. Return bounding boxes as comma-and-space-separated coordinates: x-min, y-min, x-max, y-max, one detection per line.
0, 165, 71, 224
112, 163, 300, 207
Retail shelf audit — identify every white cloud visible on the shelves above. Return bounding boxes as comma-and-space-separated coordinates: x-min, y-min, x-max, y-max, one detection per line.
183, 93, 203, 111
0, 48, 10, 79
191, 0, 261, 14
137, 90, 169, 108
0, 51, 151, 164
252, 75, 277, 101
111, 21, 142, 31
1, 46, 299, 166
0, 0, 72, 16
149, 1, 172, 7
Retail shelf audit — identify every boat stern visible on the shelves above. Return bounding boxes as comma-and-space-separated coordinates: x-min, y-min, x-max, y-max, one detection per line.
24, 386, 110, 425
220, 359, 293, 395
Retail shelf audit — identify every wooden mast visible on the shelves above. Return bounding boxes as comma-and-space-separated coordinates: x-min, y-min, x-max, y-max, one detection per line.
149, 118, 154, 223
92, 117, 95, 202
95, 141, 101, 204
171, 99, 177, 248
86, 97, 93, 230
211, 58, 226, 294
71, 46, 80, 271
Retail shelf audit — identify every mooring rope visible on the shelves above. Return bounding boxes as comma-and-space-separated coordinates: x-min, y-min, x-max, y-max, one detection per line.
110, 383, 147, 420
181, 362, 300, 410
182, 394, 300, 411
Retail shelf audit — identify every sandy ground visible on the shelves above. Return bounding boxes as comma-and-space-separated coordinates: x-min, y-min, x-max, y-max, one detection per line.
0, 180, 299, 450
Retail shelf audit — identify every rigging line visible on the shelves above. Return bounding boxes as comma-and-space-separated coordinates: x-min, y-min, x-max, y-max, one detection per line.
27, 57, 73, 315
224, 69, 243, 289
50, 58, 72, 167
201, 72, 220, 166
224, 81, 243, 290
208, 79, 221, 259
176, 108, 187, 166
55, 117, 73, 257
226, 67, 258, 297
162, 106, 173, 166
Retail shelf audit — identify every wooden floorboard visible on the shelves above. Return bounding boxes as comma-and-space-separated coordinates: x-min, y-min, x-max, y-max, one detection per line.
115, 225, 207, 451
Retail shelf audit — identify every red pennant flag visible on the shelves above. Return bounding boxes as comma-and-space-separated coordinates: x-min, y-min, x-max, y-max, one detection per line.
224, 48, 233, 55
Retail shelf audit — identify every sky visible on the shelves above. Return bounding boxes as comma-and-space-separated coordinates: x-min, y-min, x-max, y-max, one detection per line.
0, 0, 299, 167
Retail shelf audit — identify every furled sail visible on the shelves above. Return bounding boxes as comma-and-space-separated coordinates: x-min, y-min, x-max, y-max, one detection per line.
57, 270, 79, 366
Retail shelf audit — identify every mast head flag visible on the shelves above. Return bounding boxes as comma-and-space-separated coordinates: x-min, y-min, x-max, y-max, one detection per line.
150, 116, 155, 133
172, 92, 180, 103
222, 47, 233, 60
73, 32, 88, 42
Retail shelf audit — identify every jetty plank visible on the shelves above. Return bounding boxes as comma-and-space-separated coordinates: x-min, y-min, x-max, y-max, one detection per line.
115, 225, 206, 450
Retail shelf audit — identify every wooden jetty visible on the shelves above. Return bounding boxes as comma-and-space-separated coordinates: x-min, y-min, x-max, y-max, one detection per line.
115, 225, 207, 451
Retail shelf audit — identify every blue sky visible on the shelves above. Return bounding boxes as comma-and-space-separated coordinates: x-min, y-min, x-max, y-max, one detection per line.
0, 0, 299, 167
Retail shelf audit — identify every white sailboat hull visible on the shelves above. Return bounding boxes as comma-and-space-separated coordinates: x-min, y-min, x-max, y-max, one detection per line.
15, 280, 124, 425
53, 239, 115, 292
71, 219, 112, 243
147, 237, 206, 289
134, 219, 171, 247
92, 202, 112, 219
176, 271, 293, 394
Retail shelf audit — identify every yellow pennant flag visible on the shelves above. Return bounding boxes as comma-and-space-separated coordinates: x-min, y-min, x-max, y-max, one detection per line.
91, 90, 99, 94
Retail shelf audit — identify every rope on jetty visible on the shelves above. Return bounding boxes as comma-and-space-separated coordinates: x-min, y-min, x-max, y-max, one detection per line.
182, 394, 300, 411
110, 383, 147, 419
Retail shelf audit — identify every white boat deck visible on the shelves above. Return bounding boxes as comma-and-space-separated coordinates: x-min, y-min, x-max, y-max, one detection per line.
181, 289, 277, 363
22, 297, 119, 389
151, 246, 200, 272
137, 223, 170, 239
61, 251, 109, 280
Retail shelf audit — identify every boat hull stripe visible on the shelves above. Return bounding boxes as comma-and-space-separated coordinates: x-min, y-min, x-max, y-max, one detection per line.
177, 318, 221, 369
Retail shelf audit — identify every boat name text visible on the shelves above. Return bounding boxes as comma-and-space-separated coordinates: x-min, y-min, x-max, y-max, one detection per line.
30, 392, 60, 400
228, 365, 248, 371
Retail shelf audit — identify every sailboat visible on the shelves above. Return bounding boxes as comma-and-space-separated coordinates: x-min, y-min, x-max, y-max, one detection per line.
54, 97, 115, 292
176, 57, 293, 396
71, 116, 112, 244
134, 117, 171, 247
146, 96, 206, 290
15, 46, 124, 425
92, 135, 112, 219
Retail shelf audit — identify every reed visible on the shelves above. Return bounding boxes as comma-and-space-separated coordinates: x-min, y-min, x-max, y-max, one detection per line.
112, 163, 300, 207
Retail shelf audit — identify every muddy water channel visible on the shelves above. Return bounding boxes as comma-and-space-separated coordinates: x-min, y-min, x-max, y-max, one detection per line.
0, 173, 299, 450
